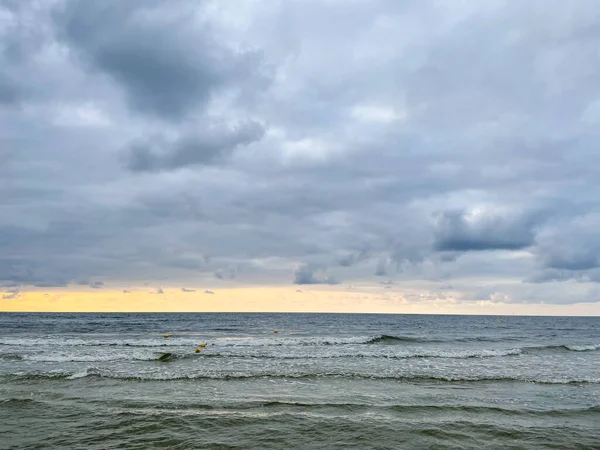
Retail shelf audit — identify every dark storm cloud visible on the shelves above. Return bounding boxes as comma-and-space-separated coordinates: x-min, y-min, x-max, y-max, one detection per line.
433, 211, 536, 252
3, 0, 600, 306
54, 0, 268, 119
125, 121, 265, 172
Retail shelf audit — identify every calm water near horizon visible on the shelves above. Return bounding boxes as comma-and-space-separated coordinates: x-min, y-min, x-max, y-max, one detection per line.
1, 313, 599, 449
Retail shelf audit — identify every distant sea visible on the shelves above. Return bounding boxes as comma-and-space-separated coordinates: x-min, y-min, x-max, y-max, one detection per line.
1, 313, 599, 449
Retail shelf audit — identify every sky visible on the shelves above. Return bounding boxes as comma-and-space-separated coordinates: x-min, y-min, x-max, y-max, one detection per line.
2, 0, 600, 313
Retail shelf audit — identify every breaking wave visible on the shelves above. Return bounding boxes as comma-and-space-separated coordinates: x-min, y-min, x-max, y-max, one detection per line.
4, 368, 599, 385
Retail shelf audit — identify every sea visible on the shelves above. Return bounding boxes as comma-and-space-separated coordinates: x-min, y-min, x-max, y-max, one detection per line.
0, 313, 599, 449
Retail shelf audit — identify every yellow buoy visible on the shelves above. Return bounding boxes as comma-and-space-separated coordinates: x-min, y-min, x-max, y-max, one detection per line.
163, 334, 169, 338
274, 330, 278, 333
199, 343, 206, 348
195, 348, 201, 353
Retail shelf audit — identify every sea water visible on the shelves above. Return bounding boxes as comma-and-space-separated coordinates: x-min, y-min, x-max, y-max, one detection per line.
1, 313, 599, 449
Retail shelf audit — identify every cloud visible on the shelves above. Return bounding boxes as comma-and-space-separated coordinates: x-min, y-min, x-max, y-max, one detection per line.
0, 74, 23, 105
433, 210, 537, 252
204, 289, 214, 294
528, 215, 600, 282
374, 257, 390, 276
181, 287, 195, 292
214, 266, 237, 280
337, 246, 371, 267
156, 287, 164, 294
125, 121, 265, 172
293, 264, 340, 285
2, 0, 600, 307
54, 0, 268, 120
33, 281, 68, 288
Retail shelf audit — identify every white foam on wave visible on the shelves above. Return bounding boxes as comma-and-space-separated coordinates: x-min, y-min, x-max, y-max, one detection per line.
213, 336, 379, 347
0, 337, 197, 348
0, 335, 386, 348
206, 347, 522, 359
565, 344, 600, 352
67, 369, 92, 380
14, 368, 600, 385
18, 351, 159, 363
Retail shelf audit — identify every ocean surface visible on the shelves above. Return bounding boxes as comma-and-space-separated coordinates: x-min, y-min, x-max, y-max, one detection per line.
1, 313, 599, 449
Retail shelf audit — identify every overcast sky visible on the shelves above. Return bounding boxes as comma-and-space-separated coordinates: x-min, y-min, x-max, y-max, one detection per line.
2, 0, 600, 306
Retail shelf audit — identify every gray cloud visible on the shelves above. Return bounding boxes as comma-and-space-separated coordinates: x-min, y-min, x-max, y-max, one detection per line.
204, 289, 214, 294
2, 290, 20, 299
181, 287, 195, 292
54, 0, 268, 120
337, 246, 371, 267
33, 280, 69, 288
542, 250, 599, 272
2, 0, 600, 306
527, 216, 600, 282
214, 266, 237, 280
293, 264, 340, 285
0, 74, 23, 105
374, 257, 390, 276
433, 210, 537, 252
126, 121, 265, 172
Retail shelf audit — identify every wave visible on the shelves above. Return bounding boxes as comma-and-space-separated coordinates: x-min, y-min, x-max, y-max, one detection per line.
85, 399, 600, 417
0, 353, 23, 361
205, 348, 522, 359
525, 344, 600, 353
0, 335, 409, 348
0, 398, 39, 405
0, 334, 521, 348
366, 335, 420, 344
5, 368, 600, 385
0, 337, 178, 348
3, 351, 199, 363
2, 335, 598, 357
3, 347, 522, 363
564, 344, 600, 352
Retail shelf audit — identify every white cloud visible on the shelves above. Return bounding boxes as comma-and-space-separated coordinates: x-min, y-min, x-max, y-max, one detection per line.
53, 102, 112, 128
351, 104, 406, 123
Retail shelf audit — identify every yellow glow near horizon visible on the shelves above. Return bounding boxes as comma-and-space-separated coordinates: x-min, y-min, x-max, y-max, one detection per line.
2, 287, 600, 315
